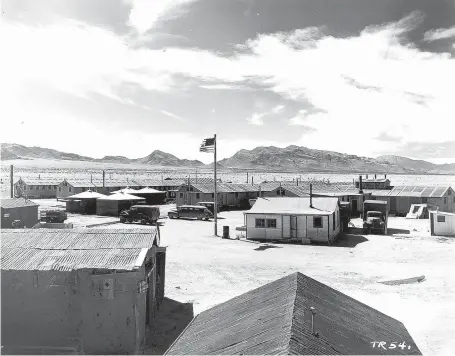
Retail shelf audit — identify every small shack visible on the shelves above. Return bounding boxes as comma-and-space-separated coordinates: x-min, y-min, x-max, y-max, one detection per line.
1, 198, 39, 228
244, 197, 340, 245
65, 190, 107, 214
1, 228, 166, 355
165, 272, 421, 355
96, 192, 145, 216
134, 187, 167, 205
430, 211, 455, 236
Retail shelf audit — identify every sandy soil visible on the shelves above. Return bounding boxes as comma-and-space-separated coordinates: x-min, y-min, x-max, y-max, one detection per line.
23, 200, 455, 354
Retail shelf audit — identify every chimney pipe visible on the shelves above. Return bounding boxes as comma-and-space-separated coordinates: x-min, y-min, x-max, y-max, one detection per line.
102, 170, 105, 188
10, 165, 14, 198
252, 176, 254, 186
279, 182, 282, 197
359, 175, 363, 193
297, 178, 299, 186
375, 174, 377, 179
310, 184, 313, 207
385, 174, 387, 179
366, 174, 368, 179
247, 172, 249, 183
39, 174, 40, 180
310, 307, 318, 336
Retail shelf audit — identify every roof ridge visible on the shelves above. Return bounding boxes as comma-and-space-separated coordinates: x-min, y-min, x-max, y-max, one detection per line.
287, 272, 299, 354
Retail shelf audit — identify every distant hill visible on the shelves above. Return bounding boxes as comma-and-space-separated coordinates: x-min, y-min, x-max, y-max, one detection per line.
217, 146, 455, 174
2, 143, 454, 173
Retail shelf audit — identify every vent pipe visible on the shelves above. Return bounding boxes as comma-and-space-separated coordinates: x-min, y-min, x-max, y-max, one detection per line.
374, 174, 377, 179
10, 165, 14, 198
280, 182, 282, 197
310, 307, 318, 337
385, 174, 387, 179
366, 174, 368, 179
102, 171, 105, 188
359, 175, 363, 194
297, 178, 299, 186
246, 172, 249, 183
251, 176, 254, 186
310, 184, 313, 207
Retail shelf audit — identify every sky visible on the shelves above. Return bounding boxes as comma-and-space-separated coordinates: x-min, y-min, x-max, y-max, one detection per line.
1, 0, 455, 164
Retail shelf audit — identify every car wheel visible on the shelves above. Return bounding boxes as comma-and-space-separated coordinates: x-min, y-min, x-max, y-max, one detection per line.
120, 217, 125, 223
141, 219, 147, 225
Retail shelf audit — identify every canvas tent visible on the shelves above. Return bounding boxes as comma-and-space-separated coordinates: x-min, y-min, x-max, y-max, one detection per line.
134, 187, 167, 205
66, 190, 107, 214
96, 192, 145, 216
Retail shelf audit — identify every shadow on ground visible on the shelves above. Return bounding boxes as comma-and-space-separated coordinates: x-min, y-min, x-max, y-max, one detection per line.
387, 228, 411, 235
335, 234, 369, 248
254, 244, 282, 251
144, 298, 194, 355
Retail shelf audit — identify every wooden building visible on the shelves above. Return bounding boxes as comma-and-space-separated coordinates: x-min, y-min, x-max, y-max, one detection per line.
96, 192, 145, 216
430, 211, 455, 236
1, 228, 166, 355
14, 178, 62, 199
176, 183, 261, 210
360, 185, 455, 216
65, 191, 107, 214
244, 197, 341, 245
1, 198, 39, 228
355, 175, 391, 189
165, 272, 421, 355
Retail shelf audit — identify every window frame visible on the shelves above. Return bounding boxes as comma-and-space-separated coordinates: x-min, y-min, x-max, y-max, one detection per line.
266, 218, 277, 228
437, 215, 446, 223
313, 216, 323, 228
255, 218, 266, 228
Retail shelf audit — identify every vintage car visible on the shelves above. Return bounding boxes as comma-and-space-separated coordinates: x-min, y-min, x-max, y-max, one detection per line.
40, 210, 67, 223
168, 205, 213, 220
120, 205, 160, 224
197, 202, 220, 214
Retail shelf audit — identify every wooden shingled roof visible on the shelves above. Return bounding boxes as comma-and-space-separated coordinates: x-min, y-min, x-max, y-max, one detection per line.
165, 272, 421, 355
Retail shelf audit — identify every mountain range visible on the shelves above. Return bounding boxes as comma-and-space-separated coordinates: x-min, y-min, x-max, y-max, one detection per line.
1, 143, 454, 174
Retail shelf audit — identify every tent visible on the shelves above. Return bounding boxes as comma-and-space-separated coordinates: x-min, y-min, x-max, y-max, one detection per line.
134, 187, 167, 205
96, 192, 145, 216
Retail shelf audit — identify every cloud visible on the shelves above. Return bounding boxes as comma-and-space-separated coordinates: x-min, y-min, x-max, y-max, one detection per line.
247, 113, 265, 125
126, 0, 198, 35
393, 141, 455, 160
375, 132, 402, 142
424, 26, 455, 41
161, 110, 186, 121
271, 104, 285, 114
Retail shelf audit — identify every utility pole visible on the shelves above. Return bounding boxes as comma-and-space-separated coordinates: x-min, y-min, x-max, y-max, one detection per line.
214, 134, 218, 236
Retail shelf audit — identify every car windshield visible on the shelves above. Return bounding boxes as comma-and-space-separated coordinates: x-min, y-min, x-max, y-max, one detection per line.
368, 212, 382, 218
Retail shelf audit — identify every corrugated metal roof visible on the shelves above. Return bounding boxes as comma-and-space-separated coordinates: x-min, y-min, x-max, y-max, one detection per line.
166, 272, 421, 355
1, 248, 145, 271
190, 183, 262, 194
246, 197, 338, 215
1, 229, 158, 250
368, 186, 450, 198
1, 198, 38, 209
1, 229, 158, 271
16, 178, 62, 186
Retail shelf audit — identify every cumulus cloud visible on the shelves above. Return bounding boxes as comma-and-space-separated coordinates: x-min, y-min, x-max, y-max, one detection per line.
424, 25, 455, 41
247, 113, 265, 125
126, 0, 198, 35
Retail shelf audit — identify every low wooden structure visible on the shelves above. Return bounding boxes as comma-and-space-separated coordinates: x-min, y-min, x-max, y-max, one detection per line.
96, 192, 145, 216
244, 197, 341, 244
1, 198, 39, 228
65, 190, 107, 215
165, 272, 421, 355
430, 211, 455, 236
14, 178, 61, 199
1, 228, 166, 355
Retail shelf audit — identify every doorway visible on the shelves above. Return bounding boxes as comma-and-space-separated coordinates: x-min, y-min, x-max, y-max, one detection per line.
351, 199, 358, 214
290, 216, 297, 239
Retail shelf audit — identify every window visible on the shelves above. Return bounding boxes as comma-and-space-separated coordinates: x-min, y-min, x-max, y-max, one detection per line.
180, 193, 183, 198
255, 218, 266, 228
196, 193, 200, 199
69, 187, 72, 192
267, 219, 276, 228
437, 215, 446, 223
23, 185, 27, 190
422, 197, 428, 203
453, 197, 455, 203
313, 216, 323, 228
444, 197, 447, 204
212, 193, 215, 198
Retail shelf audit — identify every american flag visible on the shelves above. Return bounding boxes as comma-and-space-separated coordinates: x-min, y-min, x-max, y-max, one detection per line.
199, 137, 215, 152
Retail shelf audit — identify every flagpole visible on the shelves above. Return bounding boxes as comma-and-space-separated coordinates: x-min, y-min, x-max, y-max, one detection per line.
214, 134, 218, 236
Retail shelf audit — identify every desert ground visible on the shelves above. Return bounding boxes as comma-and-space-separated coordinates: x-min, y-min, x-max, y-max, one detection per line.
29, 199, 455, 355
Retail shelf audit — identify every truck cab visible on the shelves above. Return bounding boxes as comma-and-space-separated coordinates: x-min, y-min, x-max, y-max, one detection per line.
363, 200, 388, 234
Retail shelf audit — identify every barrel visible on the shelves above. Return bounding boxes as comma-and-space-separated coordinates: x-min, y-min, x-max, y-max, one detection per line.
223, 226, 229, 239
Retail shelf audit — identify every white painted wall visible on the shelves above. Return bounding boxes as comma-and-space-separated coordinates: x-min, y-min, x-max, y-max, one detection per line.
432, 212, 455, 236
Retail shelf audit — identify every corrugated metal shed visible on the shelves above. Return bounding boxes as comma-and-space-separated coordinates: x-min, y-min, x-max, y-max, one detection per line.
166, 272, 421, 355
1, 229, 158, 250
1, 229, 158, 271
1, 248, 145, 271
1, 198, 38, 209
246, 197, 338, 215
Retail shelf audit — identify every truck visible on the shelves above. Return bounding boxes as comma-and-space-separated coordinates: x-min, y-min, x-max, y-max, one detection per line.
363, 200, 388, 234
120, 205, 160, 225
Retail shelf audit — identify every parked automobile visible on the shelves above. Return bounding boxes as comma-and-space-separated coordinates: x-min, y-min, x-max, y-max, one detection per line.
120, 205, 160, 225
40, 210, 67, 223
197, 202, 220, 214
168, 205, 213, 220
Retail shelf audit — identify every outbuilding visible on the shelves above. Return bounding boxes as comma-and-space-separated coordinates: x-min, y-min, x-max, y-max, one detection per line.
134, 187, 167, 205
430, 211, 455, 236
96, 192, 145, 216
1, 228, 166, 355
14, 178, 61, 199
1, 198, 39, 228
244, 197, 341, 244
65, 190, 107, 214
165, 272, 421, 355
